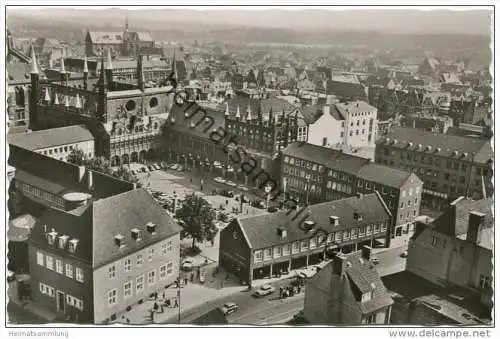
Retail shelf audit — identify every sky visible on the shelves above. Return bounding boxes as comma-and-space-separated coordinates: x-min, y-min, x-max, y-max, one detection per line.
7, 7, 492, 36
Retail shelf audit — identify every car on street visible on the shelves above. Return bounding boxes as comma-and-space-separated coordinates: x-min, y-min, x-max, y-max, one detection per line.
153, 164, 161, 170
213, 177, 226, 184
220, 190, 235, 198
400, 251, 408, 258
130, 170, 137, 175
219, 302, 239, 316
238, 185, 249, 192
141, 167, 148, 173
170, 164, 179, 170
251, 200, 266, 209
253, 284, 276, 297
181, 259, 195, 271
226, 180, 237, 187
147, 165, 154, 171
176, 165, 184, 172
267, 206, 278, 213
371, 257, 380, 265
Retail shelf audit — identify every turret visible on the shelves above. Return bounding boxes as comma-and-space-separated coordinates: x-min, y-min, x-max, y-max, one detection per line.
98, 57, 107, 121
105, 49, 114, 91
235, 105, 241, 119
83, 54, 89, 90
29, 45, 40, 129
224, 102, 229, 117
60, 56, 68, 83
137, 54, 145, 91
75, 93, 82, 109
246, 104, 252, 121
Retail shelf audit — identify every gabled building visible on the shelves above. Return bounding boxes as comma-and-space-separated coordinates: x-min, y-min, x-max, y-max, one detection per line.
219, 194, 392, 286
303, 247, 393, 325
406, 197, 493, 309
29, 188, 182, 323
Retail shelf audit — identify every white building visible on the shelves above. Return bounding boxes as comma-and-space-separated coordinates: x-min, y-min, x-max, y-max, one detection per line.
8, 125, 95, 162
306, 100, 378, 150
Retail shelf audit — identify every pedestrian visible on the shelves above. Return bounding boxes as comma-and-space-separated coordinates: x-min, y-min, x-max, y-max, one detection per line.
154, 292, 158, 300
166, 298, 171, 308
162, 292, 165, 300
225, 199, 229, 205
153, 302, 159, 311
174, 298, 179, 308
126, 318, 130, 324
184, 277, 188, 285
211, 239, 214, 247
190, 273, 194, 282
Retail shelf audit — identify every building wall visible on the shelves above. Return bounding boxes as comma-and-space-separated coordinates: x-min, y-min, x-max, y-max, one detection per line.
106, 91, 172, 123
35, 140, 95, 162
92, 233, 180, 324
303, 276, 331, 324
219, 221, 252, 285
344, 106, 377, 148
307, 112, 343, 148
29, 244, 94, 322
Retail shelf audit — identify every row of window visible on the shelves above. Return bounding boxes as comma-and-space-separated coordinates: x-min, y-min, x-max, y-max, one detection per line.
108, 241, 174, 279
37, 251, 84, 283
254, 224, 387, 262
107, 262, 174, 307
283, 157, 325, 173
18, 181, 65, 209
40, 144, 75, 156
110, 135, 155, 149
283, 166, 322, 182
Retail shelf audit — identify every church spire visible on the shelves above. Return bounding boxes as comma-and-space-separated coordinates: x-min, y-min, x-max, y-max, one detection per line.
83, 54, 89, 73
106, 48, 113, 70
30, 45, 39, 74
125, 12, 129, 32
235, 105, 241, 119
225, 102, 229, 116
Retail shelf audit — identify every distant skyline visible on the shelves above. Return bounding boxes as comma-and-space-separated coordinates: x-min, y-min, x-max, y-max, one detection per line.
7, 7, 492, 36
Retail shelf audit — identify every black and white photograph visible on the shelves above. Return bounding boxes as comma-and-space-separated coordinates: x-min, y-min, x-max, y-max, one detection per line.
1, 1, 496, 336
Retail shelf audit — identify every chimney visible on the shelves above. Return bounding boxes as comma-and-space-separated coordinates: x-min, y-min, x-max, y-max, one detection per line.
147, 222, 157, 235
114, 234, 124, 248
131, 228, 141, 241
361, 245, 372, 260
87, 170, 93, 190
466, 211, 485, 244
333, 252, 351, 276
78, 165, 86, 183
323, 105, 330, 116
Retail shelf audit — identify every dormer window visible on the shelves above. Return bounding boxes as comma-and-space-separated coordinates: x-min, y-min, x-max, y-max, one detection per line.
47, 230, 58, 245
114, 234, 125, 248
58, 235, 69, 249
68, 239, 79, 254
361, 292, 373, 302
131, 228, 142, 242
146, 222, 157, 235
353, 212, 363, 221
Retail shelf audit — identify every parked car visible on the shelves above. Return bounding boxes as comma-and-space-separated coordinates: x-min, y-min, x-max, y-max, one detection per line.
130, 170, 137, 175
153, 164, 161, 170
140, 167, 148, 173
176, 165, 184, 172
170, 164, 179, 170
238, 185, 249, 192
219, 302, 239, 316
267, 206, 278, 213
213, 177, 226, 184
400, 251, 408, 258
181, 259, 195, 271
226, 180, 237, 187
253, 284, 276, 298
251, 200, 266, 209
220, 190, 235, 198
147, 165, 154, 171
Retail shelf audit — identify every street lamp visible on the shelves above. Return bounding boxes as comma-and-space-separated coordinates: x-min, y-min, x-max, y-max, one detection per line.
265, 185, 272, 209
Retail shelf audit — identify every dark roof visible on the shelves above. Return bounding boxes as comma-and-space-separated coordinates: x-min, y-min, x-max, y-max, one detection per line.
326, 80, 367, 100
301, 104, 344, 124
235, 193, 391, 249
224, 96, 299, 121
15, 170, 68, 195
308, 251, 393, 315
7, 63, 32, 84
92, 188, 182, 268
356, 163, 420, 189
8, 125, 94, 151
284, 143, 370, 175
432, 197, 493, 249
191, 308, 228, 325
378, 127, 493, 164
87, 31, 123, 44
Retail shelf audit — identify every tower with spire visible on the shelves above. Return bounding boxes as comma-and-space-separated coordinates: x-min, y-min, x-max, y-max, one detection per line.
29, 45, 40, 129
98, 56, 107, 121
137, 54, 145, 91
83, 54, 89, 90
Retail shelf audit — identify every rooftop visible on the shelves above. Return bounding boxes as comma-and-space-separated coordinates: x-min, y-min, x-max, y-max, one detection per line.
356, 163, 419, 189
235, 193, 391, 250
378, 127, 493, 164
335, 100, 376, 117
8, 125, 94, 151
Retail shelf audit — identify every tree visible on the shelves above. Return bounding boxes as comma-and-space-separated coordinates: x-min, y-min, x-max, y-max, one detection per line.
175, 193, 217, 249
84, 157, 113, 175
67, 148, 87, 166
